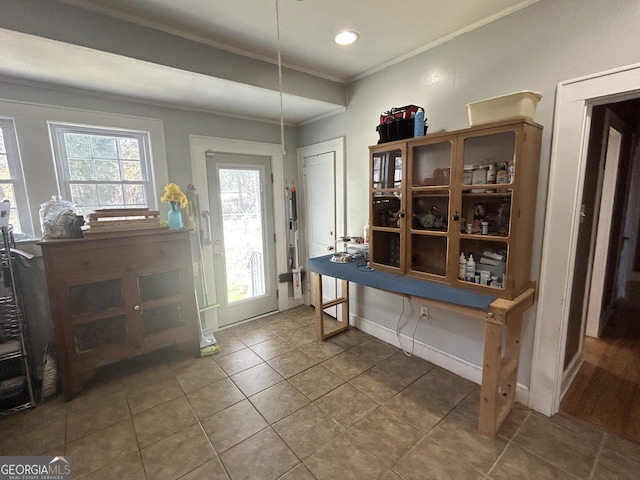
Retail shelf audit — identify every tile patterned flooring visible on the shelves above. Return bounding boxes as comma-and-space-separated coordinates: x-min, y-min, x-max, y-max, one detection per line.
1, 306, 639, 479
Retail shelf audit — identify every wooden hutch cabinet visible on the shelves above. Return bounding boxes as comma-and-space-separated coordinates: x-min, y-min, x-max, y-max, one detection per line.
369, 119, 542, 299
40, 229, 199, 400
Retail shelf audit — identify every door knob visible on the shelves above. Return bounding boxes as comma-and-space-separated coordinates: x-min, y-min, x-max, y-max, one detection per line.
327, 245, 335, 251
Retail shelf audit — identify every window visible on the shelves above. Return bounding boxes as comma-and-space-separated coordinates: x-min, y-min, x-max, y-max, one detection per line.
0, 118, 32, 237
49, 124, 153, 216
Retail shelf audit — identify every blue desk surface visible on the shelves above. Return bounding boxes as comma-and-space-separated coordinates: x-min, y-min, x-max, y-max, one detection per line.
308, 255, 497, 310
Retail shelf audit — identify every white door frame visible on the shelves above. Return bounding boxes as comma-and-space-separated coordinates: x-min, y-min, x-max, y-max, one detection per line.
189, 135, 289, 331
529, 63, 640, 416
296, 137, 346, 306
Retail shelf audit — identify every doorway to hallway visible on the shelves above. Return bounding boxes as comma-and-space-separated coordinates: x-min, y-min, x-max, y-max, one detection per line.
560, 300, 640, 444
560, 98, 640, 444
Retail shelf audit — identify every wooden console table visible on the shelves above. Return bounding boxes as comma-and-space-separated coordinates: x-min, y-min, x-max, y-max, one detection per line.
309, 255, 534, 437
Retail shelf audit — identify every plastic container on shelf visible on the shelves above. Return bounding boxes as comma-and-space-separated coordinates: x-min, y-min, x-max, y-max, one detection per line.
413, 108, 425, 137
39, 196, 78, 239
458, 253, 466, 280
465, 254, 476, 282
471, 165, 488, 193
466, 91, 542, 126
463, 165, 475, 185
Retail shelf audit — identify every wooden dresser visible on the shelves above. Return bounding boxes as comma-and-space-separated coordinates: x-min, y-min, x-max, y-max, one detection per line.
40, 229, 199, 400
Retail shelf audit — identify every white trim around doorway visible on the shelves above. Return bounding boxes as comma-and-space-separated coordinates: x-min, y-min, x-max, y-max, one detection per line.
529, 63, 640, 417
189, 135, 289, 330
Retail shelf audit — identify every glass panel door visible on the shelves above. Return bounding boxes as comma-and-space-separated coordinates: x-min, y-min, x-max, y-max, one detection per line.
67, 277, 129, 353
370, 148, 405, 272
458, 130, 517, 290
219, 167, 265, 299
207, 153, 278, 327
408, 139, 453, 279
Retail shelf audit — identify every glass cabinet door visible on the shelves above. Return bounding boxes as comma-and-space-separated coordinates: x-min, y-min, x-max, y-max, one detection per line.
458, 129, 517, 291
137, 268, 186, 334
370, 148, 405, 271
68, 278, 129, 353
408, 139, 453, 278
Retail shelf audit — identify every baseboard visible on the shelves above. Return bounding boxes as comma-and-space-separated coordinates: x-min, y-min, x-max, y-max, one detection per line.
351, 314, 530, 406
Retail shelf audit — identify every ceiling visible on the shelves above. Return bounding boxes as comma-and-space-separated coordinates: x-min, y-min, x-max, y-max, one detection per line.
1, 0, 539, 124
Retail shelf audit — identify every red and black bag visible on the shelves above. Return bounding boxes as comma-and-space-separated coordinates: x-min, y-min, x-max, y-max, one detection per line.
377, 105, 425, 143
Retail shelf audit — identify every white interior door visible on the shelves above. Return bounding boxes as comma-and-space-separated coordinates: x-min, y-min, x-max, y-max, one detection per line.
207, 152, 278, 327
304, 152, 338, 314
620, 144, 640, 297
297, 138, 345, 318
585, 110, 624, 337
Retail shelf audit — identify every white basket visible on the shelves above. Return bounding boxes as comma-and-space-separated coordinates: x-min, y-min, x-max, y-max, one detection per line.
466, 91, 542, 126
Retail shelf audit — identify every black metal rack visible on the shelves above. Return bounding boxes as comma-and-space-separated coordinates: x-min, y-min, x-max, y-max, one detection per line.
0, 226, 35, 414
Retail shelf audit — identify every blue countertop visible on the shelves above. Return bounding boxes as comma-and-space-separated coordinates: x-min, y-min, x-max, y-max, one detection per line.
308, 254, 496, 310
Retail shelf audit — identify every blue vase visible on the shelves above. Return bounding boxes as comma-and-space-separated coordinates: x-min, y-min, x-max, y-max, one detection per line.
167, 202, 183, 229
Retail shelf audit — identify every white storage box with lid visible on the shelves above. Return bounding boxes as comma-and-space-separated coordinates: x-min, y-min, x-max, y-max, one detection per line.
466, 91, 542, 126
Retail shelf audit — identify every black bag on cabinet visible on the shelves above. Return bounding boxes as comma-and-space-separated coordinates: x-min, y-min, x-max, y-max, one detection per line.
377, 105, 426, 143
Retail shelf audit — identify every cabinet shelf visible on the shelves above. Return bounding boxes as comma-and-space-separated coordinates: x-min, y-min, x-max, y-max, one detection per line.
0, 226, 35, 414
412, 187, 451, 193
69, 307, 128, 325
461, 233, 510, 240
0, 340, 22, 360
462, 191, 513, 197
369, 119, 542, 299
410, 229, 448, 236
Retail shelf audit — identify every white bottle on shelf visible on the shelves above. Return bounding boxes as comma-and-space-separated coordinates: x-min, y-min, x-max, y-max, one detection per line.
465, 254, 476, 282
458, 253, 466, 280
486, 163, 496, 192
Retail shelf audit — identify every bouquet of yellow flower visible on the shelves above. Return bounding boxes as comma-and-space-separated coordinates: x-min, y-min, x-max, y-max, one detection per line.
160, 183, 188, 208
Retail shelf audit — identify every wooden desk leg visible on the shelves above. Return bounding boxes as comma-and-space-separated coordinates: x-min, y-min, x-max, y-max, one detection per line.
479, 321, 502, 437
314, 273, 350, 341
479, 310, 525, 437
499, 310, 524, 422
339, 279, 349, 326
314, 273, 324, 340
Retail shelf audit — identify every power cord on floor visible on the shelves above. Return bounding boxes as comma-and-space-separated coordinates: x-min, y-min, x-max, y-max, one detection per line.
395, 297, 427, 356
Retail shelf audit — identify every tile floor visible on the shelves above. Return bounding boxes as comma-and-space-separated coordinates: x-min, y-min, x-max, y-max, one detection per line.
1, 306, 639, 479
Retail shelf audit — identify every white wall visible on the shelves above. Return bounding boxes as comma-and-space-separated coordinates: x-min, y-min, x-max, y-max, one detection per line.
0, 80, 299, 239
298, 0, 640, 390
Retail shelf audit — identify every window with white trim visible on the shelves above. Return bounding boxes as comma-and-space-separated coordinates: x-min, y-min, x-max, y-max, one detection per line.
49, 123, 153, 216
0, 117, 32, 238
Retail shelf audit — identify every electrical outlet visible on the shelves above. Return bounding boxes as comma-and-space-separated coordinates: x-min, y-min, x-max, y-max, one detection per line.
420, 306, 429, 317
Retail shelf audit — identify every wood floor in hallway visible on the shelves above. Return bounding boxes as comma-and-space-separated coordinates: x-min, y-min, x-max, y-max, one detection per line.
560, 300, 640, 444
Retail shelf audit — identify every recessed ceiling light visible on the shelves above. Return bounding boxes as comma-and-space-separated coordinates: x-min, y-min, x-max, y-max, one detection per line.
334, 31, 359, 46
